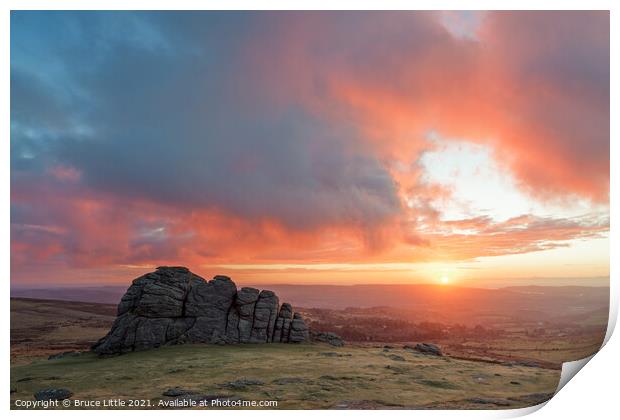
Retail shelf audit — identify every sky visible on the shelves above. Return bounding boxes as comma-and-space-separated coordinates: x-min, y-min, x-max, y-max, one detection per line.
10, 11, 609, 287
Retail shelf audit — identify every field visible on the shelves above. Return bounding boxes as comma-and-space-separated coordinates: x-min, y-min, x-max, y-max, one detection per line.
11, 342, 561, 409
10, 298, 116, 364
10, 295, 607, 409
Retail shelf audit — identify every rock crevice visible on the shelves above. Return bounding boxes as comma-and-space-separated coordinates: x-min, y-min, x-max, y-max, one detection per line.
92, 267, 309, 355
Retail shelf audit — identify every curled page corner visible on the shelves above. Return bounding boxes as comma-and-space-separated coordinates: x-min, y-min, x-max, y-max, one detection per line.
555, 354, 596, 395
497, 353, 601, 418
545, 272, 620, 400
602, 279, 618, 347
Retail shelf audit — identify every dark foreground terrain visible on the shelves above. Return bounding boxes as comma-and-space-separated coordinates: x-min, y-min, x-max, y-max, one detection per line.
10, 296, 607, 409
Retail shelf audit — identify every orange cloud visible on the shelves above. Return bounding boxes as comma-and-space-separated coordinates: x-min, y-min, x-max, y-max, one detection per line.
249, 11, 608, 202
10, 175, 608, 283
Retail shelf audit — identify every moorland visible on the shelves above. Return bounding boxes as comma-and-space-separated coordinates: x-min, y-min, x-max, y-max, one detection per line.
10, 284, 608, 409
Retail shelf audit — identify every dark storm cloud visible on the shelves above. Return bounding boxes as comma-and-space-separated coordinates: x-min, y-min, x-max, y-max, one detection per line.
10, 11, 402, 230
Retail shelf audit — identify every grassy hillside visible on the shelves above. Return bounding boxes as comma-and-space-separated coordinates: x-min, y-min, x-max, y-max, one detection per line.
11, 343, 559, 409
11, 298, 116, 364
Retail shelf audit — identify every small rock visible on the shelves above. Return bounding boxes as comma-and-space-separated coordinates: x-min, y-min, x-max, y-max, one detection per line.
48, 351, 81, 360
162, 387, 198, 397
34, 388, 73, 401
16, 377, 34, 383
310, 331, 345, 347
510, 381, 521, 385
413, 343, 443, 356
388, 354, 405, 361
219, 379, 264, 389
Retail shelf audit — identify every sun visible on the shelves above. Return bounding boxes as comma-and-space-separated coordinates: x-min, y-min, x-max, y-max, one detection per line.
440, 275, 450, 285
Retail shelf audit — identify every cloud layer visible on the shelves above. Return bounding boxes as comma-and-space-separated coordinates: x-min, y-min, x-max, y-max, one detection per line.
10, 11, 609, 283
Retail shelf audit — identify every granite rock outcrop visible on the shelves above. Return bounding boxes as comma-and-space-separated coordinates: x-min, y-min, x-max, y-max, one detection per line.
92, 267, 309, 355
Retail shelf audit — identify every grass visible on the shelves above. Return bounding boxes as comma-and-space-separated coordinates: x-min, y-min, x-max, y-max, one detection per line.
11, 343, 560, 409
445, 334, 604, 365
11, 298, 116, 364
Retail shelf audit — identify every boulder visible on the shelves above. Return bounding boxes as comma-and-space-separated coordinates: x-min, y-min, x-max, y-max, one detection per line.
288, 313, 310, 343
92, 267, 309, 355
184, 275, 237, 343
272, 302, 292, 343
249, 291, 279, 343
228, 287, 259, 343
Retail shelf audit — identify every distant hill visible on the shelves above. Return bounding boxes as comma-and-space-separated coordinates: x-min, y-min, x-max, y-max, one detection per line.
11, 283, 609, 327
11, 286, 126, 305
